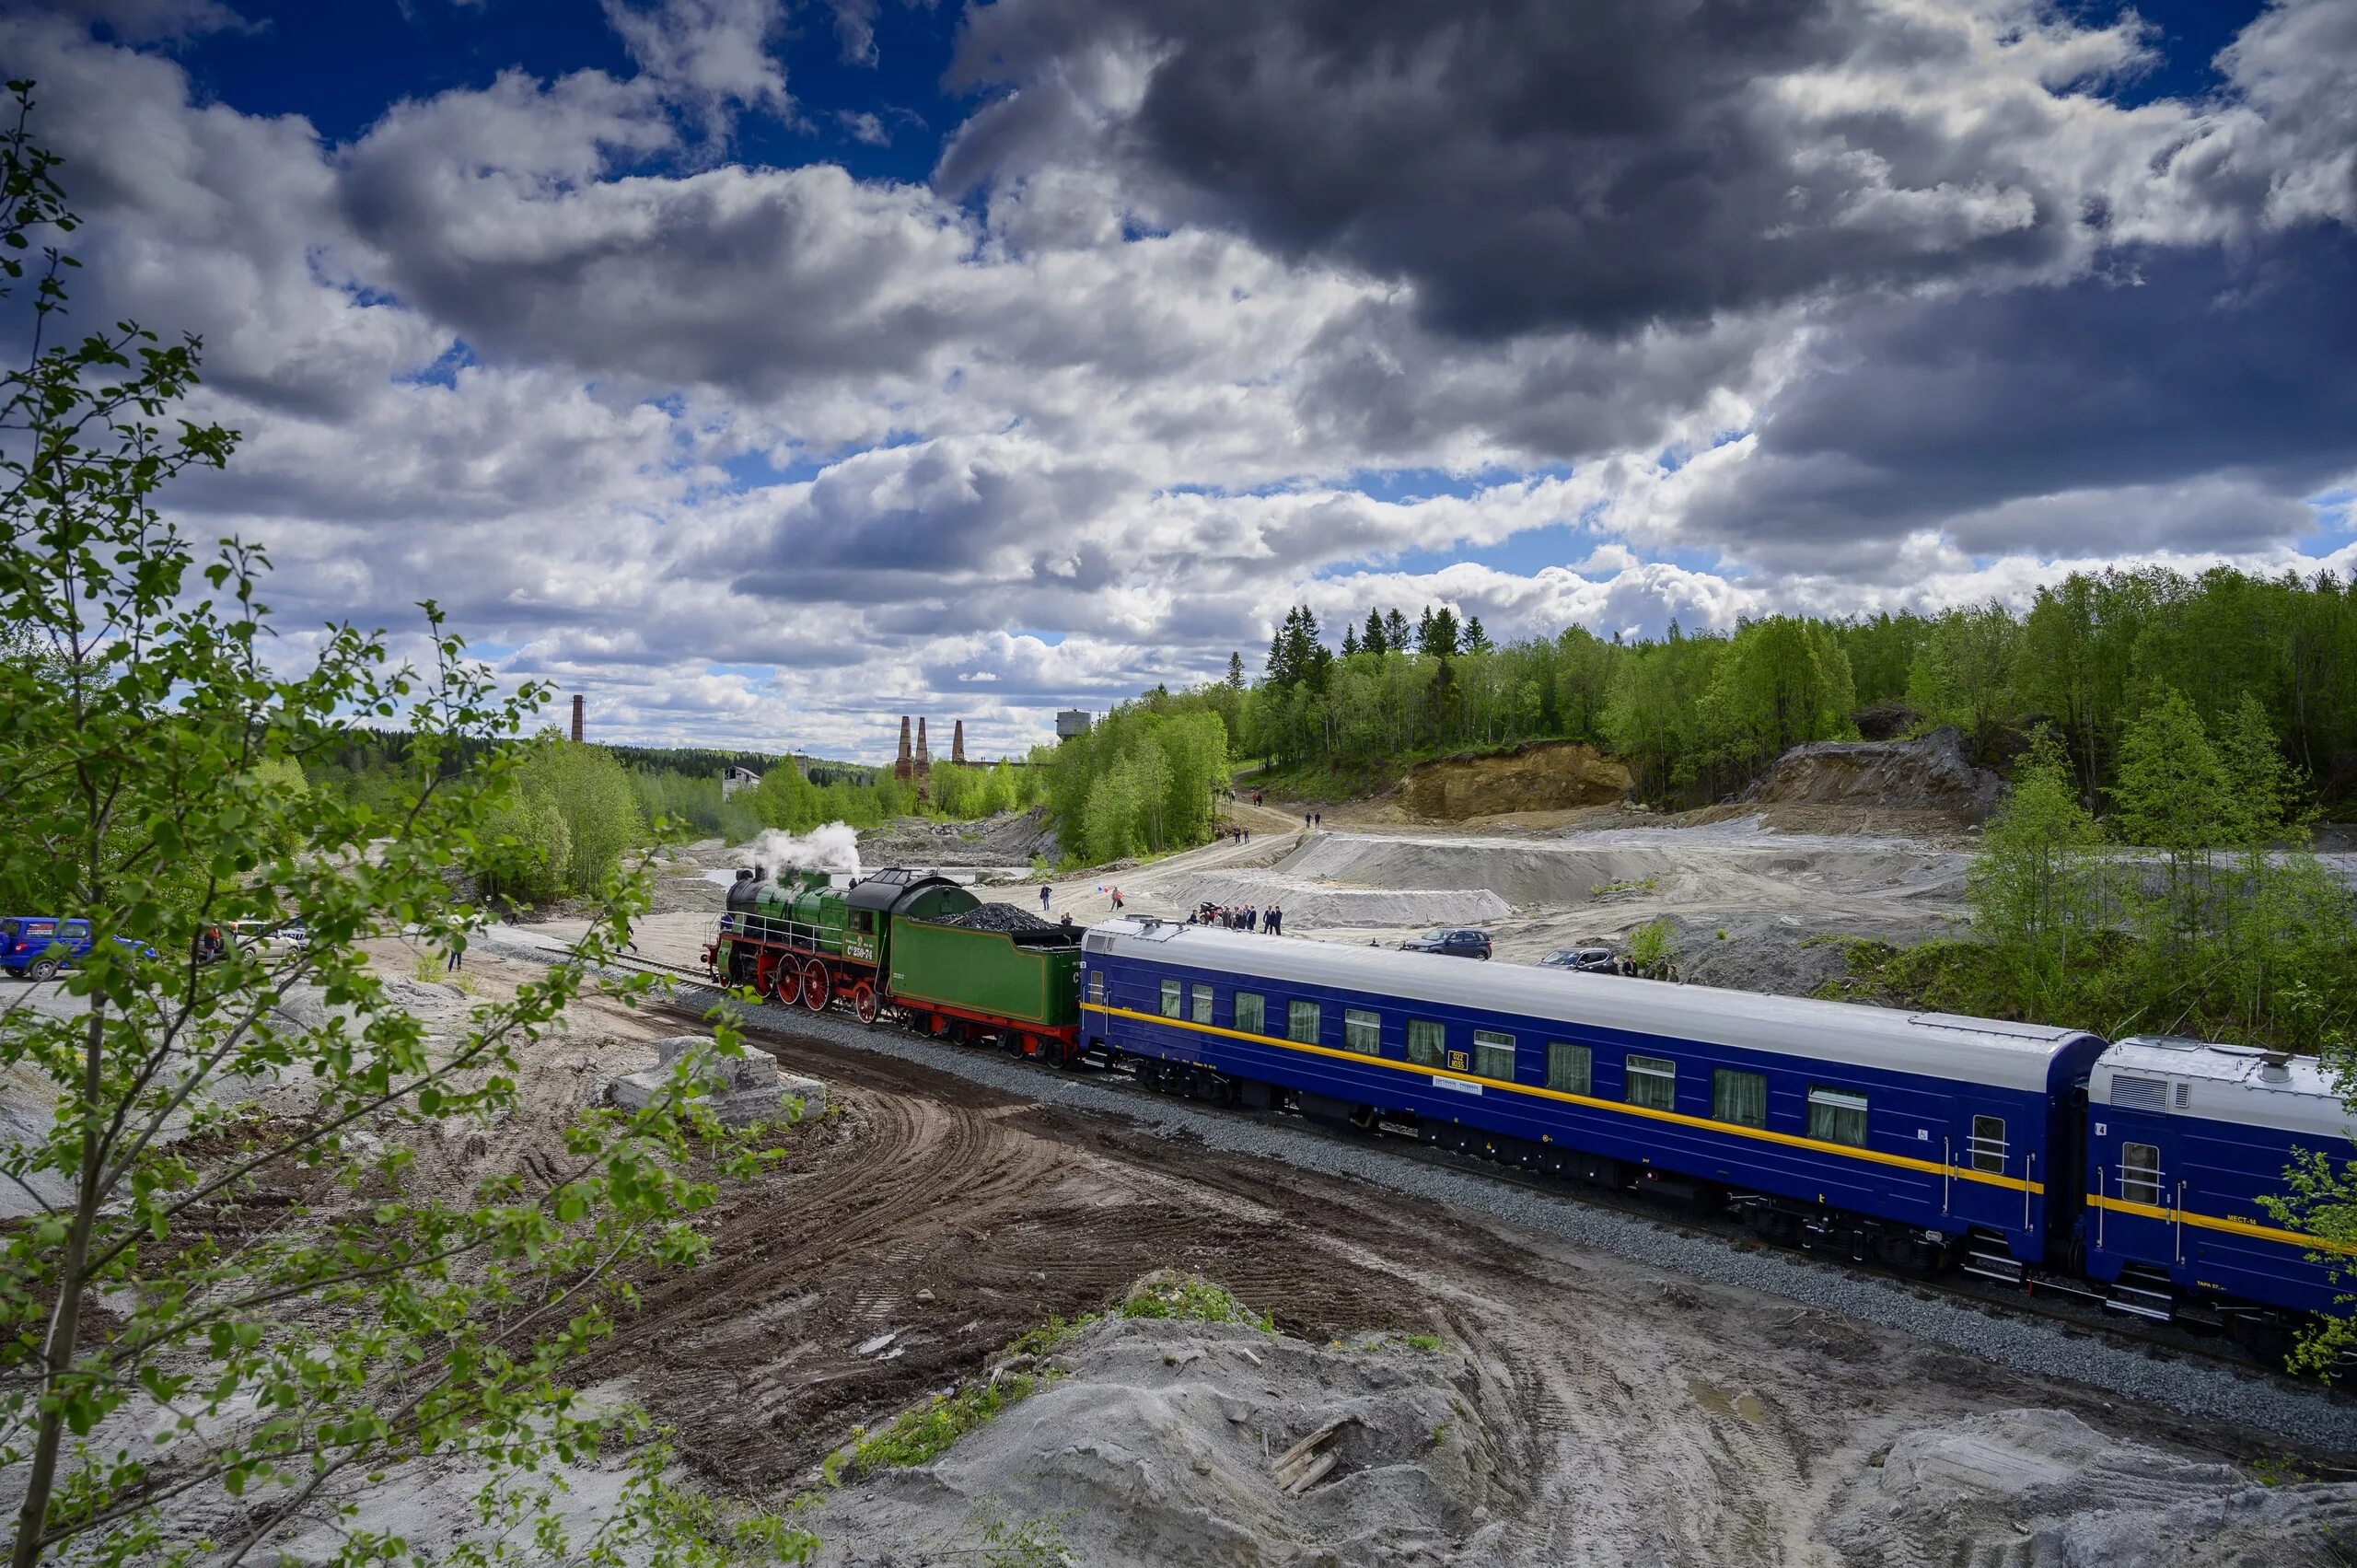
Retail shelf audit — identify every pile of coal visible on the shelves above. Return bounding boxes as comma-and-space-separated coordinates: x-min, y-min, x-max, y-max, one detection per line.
936, 902, 1062, 934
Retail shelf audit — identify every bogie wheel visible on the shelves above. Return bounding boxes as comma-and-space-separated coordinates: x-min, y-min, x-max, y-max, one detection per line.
800, 958, 832, 1013
852, 982, 880, 1025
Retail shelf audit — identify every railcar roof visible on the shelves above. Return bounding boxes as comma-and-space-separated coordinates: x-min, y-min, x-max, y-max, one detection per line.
2095, 1037, 2353, 1142
1086, 919, 2094, 1093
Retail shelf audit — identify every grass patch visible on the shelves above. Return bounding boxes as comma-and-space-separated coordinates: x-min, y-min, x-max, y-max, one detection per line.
1403, 1332, 1443, 1353
843, 1374, 1043, 1477
1118, 1273, 1274, 1330
1007, 1312, 1100, 1358
1588, 877, 1658, 898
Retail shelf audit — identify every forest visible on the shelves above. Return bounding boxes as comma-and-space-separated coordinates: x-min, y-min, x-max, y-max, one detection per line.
1217, 567, 2357, 813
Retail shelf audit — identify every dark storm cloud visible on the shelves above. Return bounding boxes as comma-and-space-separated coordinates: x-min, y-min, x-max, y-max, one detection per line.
1678, 229, 2357, 557
946, 0, 2101, 339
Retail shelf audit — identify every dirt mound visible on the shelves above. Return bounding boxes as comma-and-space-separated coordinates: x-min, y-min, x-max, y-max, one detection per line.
1743, 726, 2007, 825
801, 1313, 1506, 1566
861, 806, 1058, 868
1827, 1409, 2357, 1565
1402, 741, 1631, 820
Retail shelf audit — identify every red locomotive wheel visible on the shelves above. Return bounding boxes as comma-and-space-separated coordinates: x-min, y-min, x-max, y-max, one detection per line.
851, 981, 880, 1025
800, 958, 831, 1012
767, 961, 794, 1005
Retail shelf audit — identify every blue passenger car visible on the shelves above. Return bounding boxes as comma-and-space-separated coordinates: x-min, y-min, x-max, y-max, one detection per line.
1081, 919, 2104, 1270
2084, 1038, 2357, 1339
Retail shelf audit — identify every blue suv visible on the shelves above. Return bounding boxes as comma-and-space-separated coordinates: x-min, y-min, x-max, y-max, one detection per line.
0, 917, 93, 982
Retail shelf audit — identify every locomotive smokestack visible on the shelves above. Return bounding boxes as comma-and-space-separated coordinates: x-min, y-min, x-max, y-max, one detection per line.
571, 693, 584, 743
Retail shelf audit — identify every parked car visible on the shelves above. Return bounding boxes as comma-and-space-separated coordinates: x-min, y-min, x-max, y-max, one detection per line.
1538, 946, 1626, 974
1, 917, 92, 981
1400, 928, 1492, 960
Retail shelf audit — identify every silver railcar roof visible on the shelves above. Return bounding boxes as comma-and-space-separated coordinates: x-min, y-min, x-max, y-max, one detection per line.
2093, 1037, 2352, 1142
1084, 919, 2094, 1093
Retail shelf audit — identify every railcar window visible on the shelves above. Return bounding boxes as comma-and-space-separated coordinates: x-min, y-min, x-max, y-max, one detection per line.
2120, 1142, 2163, 1206
1089, 970, 1105, 1005
1288, 1001, 1321, 1045
1473, 1029, 1515, 1082
1192, 984, 1213, 1025
1547, 1042, 1591, 1095
1160, 979, 1183, 1018
1625, 1053, 1677, 1111
1236, 992, 1265, 1035
1344, 1008, 1382, 1056
1407, 1018, 1446, 1067
1713, 1069, 1768, 1128
1969, 1114, 2006, 1173
1807, 1086, 1869, 1147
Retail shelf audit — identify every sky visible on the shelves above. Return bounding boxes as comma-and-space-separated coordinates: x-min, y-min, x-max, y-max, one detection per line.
5, 0, 2354, 762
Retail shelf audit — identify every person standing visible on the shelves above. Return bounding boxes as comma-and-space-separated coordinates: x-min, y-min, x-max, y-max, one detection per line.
1040, 883, 1051, 912
1270, 904, 1283, 935
446, 941, 464, 973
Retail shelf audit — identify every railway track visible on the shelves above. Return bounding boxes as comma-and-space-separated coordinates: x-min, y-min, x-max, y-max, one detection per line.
617, 969, 2331, 1393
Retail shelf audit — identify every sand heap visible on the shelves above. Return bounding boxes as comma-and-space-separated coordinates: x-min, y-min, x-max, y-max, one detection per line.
1827, 1409, 2357, 1565
799, 1313, 1508, 1566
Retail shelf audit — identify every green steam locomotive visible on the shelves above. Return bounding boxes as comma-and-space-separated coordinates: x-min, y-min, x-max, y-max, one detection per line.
705, 865, 1085, 1059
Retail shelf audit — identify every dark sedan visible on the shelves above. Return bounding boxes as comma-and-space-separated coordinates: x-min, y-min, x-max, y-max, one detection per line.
1538, 946, 1624, 973
1401, 928, 1492, 960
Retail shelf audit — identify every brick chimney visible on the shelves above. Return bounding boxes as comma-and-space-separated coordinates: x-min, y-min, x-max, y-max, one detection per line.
894, 716, 913, 781
571, 693, 584, 743
952, 719, 967, 765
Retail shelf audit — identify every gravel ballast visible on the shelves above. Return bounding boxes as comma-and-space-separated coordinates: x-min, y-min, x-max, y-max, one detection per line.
484, 928, 2357, 1453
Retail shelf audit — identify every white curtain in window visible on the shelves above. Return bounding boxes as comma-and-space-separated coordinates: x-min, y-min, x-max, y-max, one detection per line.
1288, 1000, 1320, 1044
1713, 1069, 1767, 1128
1407, 1018, 1446, 1067
1626, 1054, 1676, 1110
1548, 1042, 1590, 1095
1807, 1086, 1868, 1146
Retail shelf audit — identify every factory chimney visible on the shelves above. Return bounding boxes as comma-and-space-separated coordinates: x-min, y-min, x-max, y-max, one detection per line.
894, 716, 913, 782
952, 720, 967, 765
571, 693, 584, 743
913, 718, 933, 799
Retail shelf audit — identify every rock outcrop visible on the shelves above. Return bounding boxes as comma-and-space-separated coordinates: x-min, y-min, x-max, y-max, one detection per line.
1742, 725, 2007, 824
1401, 740, 1631, 819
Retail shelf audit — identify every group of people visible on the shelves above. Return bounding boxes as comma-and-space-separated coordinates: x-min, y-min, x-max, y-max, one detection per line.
1301, 811, 1323, 829
1192, 901, 1284, 935
1220, 826, 1253, 844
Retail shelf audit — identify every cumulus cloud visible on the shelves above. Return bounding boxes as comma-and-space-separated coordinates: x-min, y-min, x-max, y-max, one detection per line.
6, 0, 2353, 759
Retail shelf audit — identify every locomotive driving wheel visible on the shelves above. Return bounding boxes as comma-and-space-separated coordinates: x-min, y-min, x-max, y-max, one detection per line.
766, 959, 794, 1005
851, 981, 880, 1025
800, 958, 831, 1012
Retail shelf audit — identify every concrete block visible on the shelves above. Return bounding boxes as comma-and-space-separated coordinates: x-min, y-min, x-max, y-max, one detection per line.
608, 1038, 825, 1126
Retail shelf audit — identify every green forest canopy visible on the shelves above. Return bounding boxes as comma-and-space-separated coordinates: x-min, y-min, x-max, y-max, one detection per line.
1190, 565, 2357, 815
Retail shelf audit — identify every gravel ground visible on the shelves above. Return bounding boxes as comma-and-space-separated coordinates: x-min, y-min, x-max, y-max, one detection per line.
480, 927, 2357, 1454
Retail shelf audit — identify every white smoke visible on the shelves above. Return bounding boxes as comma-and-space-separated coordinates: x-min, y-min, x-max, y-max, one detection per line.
734, 822, 863, 877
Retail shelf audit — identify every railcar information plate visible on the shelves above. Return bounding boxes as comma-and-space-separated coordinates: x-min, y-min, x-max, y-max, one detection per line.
1432, 1076, 1481, 1095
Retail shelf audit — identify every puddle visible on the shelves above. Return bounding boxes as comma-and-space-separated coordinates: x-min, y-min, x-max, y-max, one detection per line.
1689, 1377, 1768, 1424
